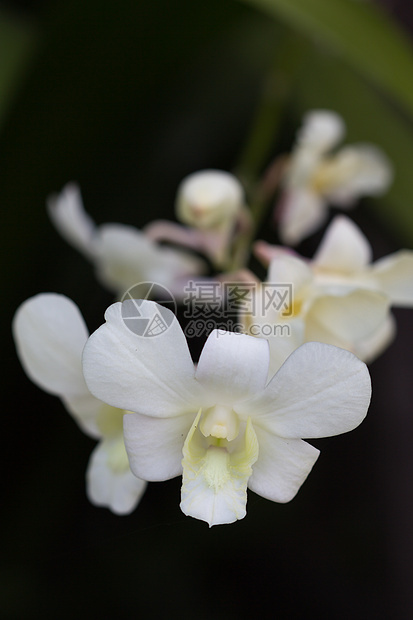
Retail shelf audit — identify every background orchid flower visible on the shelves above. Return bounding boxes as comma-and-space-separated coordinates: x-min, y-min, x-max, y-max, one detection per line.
82, 299, 371, 527
145, 169, 252, 269
276, 110, 393, 245
12, 293, 146, 515
48, 183, 206, 298
249, 215, 413, 369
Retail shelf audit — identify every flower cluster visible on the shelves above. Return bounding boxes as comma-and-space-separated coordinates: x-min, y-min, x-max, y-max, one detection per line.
13, 110, 413, 526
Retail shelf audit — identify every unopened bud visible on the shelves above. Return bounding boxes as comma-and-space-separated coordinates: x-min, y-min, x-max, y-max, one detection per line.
176, 169, 244, 230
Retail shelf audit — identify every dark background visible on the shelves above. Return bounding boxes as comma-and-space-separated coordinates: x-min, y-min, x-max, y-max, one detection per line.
2, 1, 413, 618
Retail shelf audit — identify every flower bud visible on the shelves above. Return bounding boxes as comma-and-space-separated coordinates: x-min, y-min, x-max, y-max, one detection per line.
176, 169, 244, 230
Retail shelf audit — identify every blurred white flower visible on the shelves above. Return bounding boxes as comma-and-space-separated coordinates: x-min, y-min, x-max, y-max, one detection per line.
146, 169, 251, 269
276, 110, 393, 244
249, 215, 413, 370
48, 183, 206, 297
82, 300, 371, 527
13, 293, 146, 515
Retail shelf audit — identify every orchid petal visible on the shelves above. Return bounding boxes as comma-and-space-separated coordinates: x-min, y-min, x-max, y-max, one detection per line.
86, 437, 147, 515
266, 319, 306, 377
313, 216, 372, 273
278, 188, 327, 245
95, 224, 156, 292
195, 330, 269, 405
305, 290, 390, 346
180, 413, 258, 526
268, 252, 313, 295
95, 223, 204, 294
13, 293, 89, 397
248, 427, 319, 503
371, 250, 413, 306
47, 183, 96, 258
297, 110, 345, 154
237, 342, 371, 439
62, 393, 104, 439
83, 301, 203, 416
323, 145, 393, 205
123, 411, 195, 481
353, 314, 396, 363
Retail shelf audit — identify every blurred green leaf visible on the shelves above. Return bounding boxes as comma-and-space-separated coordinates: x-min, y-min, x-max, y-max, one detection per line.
0, 10, 37, 132
236, 30, 307, 184
239, 0, 413, 118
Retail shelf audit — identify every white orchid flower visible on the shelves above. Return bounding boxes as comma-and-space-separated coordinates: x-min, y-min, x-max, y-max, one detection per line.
277, 110, 393, 244
146, 169, 252, 269
82, 300, 371, 527
47, 183, 206, 297
12, 293, 146, 515
250, 215, 413, 369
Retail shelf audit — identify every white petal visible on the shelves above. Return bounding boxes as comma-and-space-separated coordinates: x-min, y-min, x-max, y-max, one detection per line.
62, 393, 104, 439
123, 411, 195, 481
86, 437, 147, 515
237, 342, 371, 439
297, 110, 345, 153
323, 144, 393, 205
248, 427, 319, 502
266, 319, 306, 377
94, 224, 156, 292
313, 216, 372, 273
47, 183, 96, 258
278, 188, 327, 245
353, 314, 396, 363
83, 301, 203, 416
195, 330, 269, 405
305, 290, 390, 346
268, 252, 313, 293
371, 250, 413, 306
180, 413, 258, 526
95, 223, 205, 295
13, 293, 89, 397
64, 398, 124, 441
